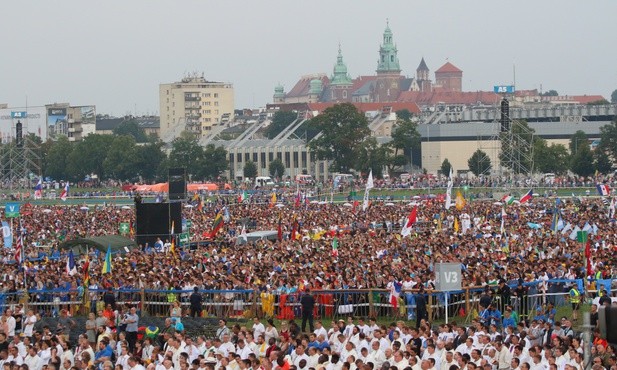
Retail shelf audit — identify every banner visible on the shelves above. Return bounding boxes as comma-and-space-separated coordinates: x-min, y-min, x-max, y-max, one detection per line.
5, 203, 20, 218
2, 221, 12, 248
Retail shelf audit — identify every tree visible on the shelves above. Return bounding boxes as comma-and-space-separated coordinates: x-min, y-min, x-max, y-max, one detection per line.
43, 136, 74, 180
386, 117, 421, 174
594, 149, 612, 175
243, 160, 257, 179
265, 111, 297, 139
587, 99, 610, 105
533, 140, 569, 175
395, 109, 414, 121
307, 103, 371, 173
540, 90, 559, 97
136, 141, 167, 182
569, 130, 588, 155
598, 120, 617, 165
66, 134, 114, 180
611, 89, 617, 104
268, 158, 285, 179
103, 135, 139, 181
440, 158, 452, 176
113, 120, 149, 142
467, 150, 491, 176
169, 132, 204, 179
354, 137, 388, 178
198, 144, 228, 180
499, 120, 536, 174
570, 144, 595, 177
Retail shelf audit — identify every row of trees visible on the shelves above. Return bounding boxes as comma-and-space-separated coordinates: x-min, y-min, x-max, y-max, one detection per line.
25, 121, 229, 182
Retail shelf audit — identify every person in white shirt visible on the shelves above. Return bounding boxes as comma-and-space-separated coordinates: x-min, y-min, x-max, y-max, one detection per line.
340, 342, 358, 364
7, 346, 24, 365
116, 345, 131, 370
356, 319, 370, 337
440, 351, 457, 370
343, 317, 355, 338
25, 346, 42, 370
365, 341, 386, 368
391, 351, 409, 370
455, 338, 475, 356
235, 340, 253, 360
23, 310, 37, 339
3, 310, 16, 339
252, 318, 265, 340
127, 356, 146, 370
306, 346, 320, 369
292, 345, 309, 368
313, 321, 328, 340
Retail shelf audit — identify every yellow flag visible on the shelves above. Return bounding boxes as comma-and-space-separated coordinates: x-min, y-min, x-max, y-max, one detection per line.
454, 217, 459, 233
455, 190, 465, 210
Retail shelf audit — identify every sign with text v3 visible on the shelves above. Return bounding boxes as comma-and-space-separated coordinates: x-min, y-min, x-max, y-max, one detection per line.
5, 203, 20, 218
435, 263, 462, 291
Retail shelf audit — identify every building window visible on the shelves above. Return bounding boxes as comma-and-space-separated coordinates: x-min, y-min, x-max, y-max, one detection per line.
390, 55, 394, 62
284, 152, 290, 167
268, 153, 274, 162
215, 110, 219, 114
172, 102, 175, 107
244, 153, 250, 162
342, 90, 347, 99
214, 102, 219, 106
166, 90, 169, 95
236, 153, 242, 163
261, 152, 266, 167
253, 153, 258, 163
205, 118, 211, 122
214, 93, 219, 98
204, 101, 211, 106
293, 152, 299, 167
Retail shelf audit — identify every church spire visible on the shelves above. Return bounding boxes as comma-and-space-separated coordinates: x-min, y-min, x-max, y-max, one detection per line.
330, 44, 353, 86
376, 20, 401, 75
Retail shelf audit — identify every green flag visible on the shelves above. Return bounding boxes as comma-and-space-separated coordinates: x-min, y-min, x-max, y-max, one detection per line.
119, 223, 130, 235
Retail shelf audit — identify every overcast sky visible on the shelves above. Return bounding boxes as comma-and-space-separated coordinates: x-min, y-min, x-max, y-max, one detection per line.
1, 1, 616, 115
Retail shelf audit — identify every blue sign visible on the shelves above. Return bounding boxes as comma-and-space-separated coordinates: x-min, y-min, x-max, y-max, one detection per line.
1, 221, 12, 248
5, 203, 20, 218
494, 85, 515, 94
11, 111, 27, 119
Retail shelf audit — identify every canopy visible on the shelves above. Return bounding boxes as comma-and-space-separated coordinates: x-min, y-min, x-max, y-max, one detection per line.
59, 235, 138, 255
133, 182, 228, 192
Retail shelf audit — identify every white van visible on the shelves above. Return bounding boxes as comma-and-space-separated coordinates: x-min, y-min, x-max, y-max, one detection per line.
295, 174, 314, 185
255, 176, 275, 188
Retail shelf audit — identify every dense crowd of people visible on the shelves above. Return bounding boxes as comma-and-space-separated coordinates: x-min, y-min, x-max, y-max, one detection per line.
0, 183, 615, 370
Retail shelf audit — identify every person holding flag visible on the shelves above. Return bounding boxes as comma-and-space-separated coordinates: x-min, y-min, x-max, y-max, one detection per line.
34, 178, 43, 200
102, 245, 112, 274
445, 168, 454, 210
60, 182, 70, 201
66, 250, 77, 276
401, 206, 417, 237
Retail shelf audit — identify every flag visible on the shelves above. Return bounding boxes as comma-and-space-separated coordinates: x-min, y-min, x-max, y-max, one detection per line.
238, 190, 248, 203
170, 235, 176, 255
389, 280, 402, 309
445, 167, 453, 210
455, 190, 465, 210
291, 215, 298, 240
83, 253, 90, 287
155, 193, 163, 203
500, 209, 506, 235
60, 183, 69, 201
240, 224, 247, 242
101, 245, 112, 274
294, 186, 301, 208
401, 206, 418, 237
569, 226, 581, 241
209, 212, 224, 238
585, 238, 592, 276
501, 194, 515, 205
519, 189, 533, 204
129, 222, 135, 238
223, 206, 230, 222
596, 184, 610, 196
363, 170, 374, 211
270, 192, 277, 208
561, 222, 572, 235
332, 237, 339, 257
551, 211, 560, 233
454, 217, 459, 233
66, 250, 77, 276
609, 197, 615, 219
2, 221, 12, 248
34, 178, 43, 200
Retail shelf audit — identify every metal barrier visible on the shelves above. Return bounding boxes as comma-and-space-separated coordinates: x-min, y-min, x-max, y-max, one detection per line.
1, 278, 613, 321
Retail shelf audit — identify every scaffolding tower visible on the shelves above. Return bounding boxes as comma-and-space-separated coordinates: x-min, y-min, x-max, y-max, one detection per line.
0, 119, 41, 190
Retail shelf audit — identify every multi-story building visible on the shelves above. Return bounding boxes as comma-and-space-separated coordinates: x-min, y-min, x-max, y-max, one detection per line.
159, 74, 234, 141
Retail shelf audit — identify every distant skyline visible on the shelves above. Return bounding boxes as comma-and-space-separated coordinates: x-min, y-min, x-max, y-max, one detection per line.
1, 1, 616, 115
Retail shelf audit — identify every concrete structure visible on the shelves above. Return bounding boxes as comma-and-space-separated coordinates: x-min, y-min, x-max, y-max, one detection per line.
159, 74, 234, 141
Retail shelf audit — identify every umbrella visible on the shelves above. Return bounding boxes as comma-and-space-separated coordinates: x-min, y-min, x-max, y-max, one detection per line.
310, 200, 319, 204
121, 205, 131, 210
342, 202, 352, 207
184, 204, 194, 208
413, 195, 421, 199
493, 202, 503, 206
318, 201, 328, 205
385, 202, 395, 206
527, 222, 542, 229
80, 206, 89, 211
275, 203, 284, 208
42, 209, 52, 213
408, 202, 418, 206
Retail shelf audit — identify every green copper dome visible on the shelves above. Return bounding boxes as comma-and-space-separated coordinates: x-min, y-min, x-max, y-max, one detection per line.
330, 44, 353, 86
273, 84, 285, 98
309, 79, 323, 94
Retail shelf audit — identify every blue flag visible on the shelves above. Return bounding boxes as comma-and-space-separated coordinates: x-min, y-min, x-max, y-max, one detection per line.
1, 221, 12, 248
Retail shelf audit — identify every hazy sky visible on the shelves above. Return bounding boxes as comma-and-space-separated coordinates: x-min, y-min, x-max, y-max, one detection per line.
1, 1, 616, 115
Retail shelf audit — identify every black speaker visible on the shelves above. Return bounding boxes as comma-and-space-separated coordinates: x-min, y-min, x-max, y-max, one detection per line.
500, 98, 510, 132
169, 168, 187, 200
599, 305, 617, 345
15, 120, 23, 148
135, 202, 182, 248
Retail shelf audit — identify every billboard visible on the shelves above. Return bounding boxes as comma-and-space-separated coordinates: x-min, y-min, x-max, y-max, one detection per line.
493, 85, 515, 94
0, 106, 48, 142
47, 107, 68, 139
